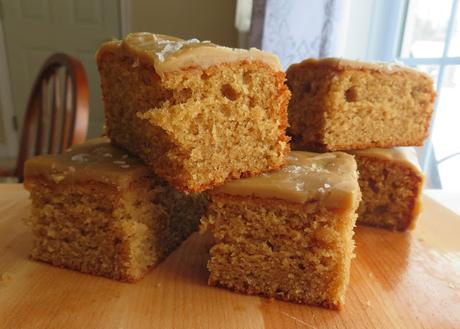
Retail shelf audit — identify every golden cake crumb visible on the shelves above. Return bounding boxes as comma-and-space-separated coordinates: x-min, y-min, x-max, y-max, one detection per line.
349, 147, 424, 231
201, 151, 361, 309
96, 32, 291, 193
24, 138, 207, 282
286, 58, 436, 151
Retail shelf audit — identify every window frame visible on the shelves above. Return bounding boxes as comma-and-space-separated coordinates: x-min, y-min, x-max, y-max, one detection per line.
398, 0, 460, 188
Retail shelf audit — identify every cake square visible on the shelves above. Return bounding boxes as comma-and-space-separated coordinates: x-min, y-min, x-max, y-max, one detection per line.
24, 138, 207, 282
286, 58, 436, 151
201, 151, 361, 309
350, 148, 424, 231
97, 32, 290, 193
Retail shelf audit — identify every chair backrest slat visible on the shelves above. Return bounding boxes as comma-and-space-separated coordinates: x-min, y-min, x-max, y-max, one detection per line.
14, 53, 89, 181
48, 73, 60, 154
60, 70, 72, 153
35, 79, 46, 156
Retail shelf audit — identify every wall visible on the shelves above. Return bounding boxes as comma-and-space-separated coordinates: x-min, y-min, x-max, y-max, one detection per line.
130, 0, 238, 47
0, 0, 121, 155
0, 100, 5, 144
0, 16, 18, 158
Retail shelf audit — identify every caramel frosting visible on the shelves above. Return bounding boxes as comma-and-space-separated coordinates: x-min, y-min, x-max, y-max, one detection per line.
349, 147, 421, 173
289, 57, 433, 79
97, 32, 282, 75
24, 138, 150, 187
214, 151, 360, 211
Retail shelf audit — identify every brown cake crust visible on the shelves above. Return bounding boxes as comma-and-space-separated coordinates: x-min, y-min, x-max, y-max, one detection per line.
350, 148, 424, 231
203, 193, 359, 309
287, 58, 436, 152
24, 139, 207, 282
97, 33, 290, 193
201, 151, 361, 309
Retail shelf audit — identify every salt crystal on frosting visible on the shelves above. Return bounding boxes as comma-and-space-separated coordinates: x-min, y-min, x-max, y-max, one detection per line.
156, 38, 201, 62
71, 153, 90, 162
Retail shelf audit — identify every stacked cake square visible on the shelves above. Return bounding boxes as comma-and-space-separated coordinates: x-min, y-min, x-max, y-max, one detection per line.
286, 58, 435, 230
25, 32, 291, 283
24, 32, 435, 310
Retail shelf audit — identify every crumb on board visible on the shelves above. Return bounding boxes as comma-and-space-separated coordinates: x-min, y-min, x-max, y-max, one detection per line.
0, 272, 13, 283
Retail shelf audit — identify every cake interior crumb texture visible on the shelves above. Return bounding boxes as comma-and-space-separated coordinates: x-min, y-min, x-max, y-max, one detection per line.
25, 178, 206, 282
203, 193, 359, 309
24, 139, 207, 282
97, 34, 290, 193
202, 151, 360, 309
287, 58, 436, 151
355, 153, 424, 231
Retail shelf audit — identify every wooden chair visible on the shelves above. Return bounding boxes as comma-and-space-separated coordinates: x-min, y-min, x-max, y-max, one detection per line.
0, 53, 89, 182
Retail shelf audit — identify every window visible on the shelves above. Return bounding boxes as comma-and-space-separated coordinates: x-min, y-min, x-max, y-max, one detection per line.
399, 0, 460, 190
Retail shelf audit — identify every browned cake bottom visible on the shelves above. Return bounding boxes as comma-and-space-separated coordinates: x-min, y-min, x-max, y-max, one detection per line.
202, 194, 357, 309
25, 177, 207, 282
355, 155, 423, 231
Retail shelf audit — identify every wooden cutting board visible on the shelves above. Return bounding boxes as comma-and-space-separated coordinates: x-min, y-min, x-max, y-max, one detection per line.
0, 184, 459, 329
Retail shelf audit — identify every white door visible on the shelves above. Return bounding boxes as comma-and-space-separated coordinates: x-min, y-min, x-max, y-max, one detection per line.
1, 0, 121, 139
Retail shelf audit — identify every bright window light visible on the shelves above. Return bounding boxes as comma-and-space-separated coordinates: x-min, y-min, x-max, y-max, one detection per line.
399, 0, 460, 190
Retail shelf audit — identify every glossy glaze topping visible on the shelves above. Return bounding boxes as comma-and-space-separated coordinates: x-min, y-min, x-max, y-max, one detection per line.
98, 32, 282, 74
290, 57, 431, 78
349, 147, 421, 172
214, 151, 360, 210
24, 138, 149, 186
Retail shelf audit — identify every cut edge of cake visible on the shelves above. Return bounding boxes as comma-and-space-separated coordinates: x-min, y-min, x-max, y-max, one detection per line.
350, 148, 424, 231
286, 57, 436, 152
23, 138, 208, 282
200, 151, 361, 309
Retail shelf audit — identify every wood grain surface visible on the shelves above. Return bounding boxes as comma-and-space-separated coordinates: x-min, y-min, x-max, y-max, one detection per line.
0, 184, 459, 329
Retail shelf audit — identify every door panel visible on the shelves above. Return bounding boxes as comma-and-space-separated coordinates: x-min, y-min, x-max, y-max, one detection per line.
2, 0, 121, 139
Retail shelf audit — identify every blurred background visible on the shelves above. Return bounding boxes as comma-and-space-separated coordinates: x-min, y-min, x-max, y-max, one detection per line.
0, 0, 458, 198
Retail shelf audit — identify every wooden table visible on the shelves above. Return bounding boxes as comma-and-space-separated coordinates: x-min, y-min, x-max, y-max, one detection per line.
0, 184, 459, 329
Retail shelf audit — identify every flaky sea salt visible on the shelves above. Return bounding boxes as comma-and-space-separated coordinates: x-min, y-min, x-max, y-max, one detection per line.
295, 182, 305, 192
156, 38, 201, 62
71, 153, 90, 162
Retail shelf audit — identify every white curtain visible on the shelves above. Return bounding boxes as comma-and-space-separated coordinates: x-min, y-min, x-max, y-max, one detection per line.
249, 0, 349, 69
